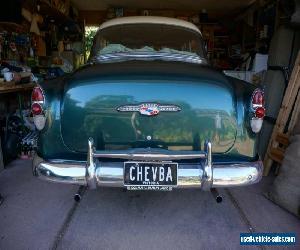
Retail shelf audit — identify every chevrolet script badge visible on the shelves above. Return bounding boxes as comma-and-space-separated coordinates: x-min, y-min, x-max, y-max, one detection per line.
117, 103, 181, 116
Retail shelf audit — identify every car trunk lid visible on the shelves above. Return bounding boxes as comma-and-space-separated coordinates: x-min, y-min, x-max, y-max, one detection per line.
60, 61, 237, 154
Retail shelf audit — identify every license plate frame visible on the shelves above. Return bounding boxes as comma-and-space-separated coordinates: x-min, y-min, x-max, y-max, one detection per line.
123, 161, 178, 188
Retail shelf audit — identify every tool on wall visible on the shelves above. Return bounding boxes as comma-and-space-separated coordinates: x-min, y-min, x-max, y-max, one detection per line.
21, 8, 43, 36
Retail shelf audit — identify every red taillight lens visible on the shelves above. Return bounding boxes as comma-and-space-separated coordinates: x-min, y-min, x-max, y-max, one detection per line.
255, 107, 265, 118
31, 87, 44, 102
252, 89, 264, 107
31, 86, 46, 130
32, 103, 43, 115
251, 89, 265, 133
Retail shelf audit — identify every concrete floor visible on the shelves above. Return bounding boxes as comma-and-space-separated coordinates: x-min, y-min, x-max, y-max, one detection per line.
0, 159, 299, 250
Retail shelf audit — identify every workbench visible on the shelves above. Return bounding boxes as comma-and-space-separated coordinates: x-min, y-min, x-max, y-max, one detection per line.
0, 82, 35, 170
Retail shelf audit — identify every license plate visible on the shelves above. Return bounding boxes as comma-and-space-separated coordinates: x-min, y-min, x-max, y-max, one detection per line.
124, 162, 178, 190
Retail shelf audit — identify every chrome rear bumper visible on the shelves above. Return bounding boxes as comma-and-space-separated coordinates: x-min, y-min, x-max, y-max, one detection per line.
33, 138, 263, 190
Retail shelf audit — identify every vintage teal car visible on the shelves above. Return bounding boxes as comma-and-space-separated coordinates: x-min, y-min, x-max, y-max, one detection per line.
32, 16, 265, 193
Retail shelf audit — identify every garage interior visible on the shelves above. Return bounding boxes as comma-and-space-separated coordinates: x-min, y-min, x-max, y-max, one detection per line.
0, 0, 300, 249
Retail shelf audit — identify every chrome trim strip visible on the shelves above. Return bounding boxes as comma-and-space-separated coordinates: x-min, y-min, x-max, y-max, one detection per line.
92, 145, 207, 161
93, 151, 206, 161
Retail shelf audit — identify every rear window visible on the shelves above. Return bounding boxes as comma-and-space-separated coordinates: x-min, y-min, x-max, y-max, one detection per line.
90, 23, 206, 59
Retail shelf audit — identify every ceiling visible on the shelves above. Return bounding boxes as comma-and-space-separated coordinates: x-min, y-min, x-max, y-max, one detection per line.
71, 0, 255, 12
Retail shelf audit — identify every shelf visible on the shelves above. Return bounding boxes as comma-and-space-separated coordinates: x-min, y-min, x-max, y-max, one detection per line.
0, 22, 28, 33
0, 82, 35, 94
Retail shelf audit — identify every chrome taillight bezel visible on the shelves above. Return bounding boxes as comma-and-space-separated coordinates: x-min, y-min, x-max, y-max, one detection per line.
31, 85, 45, 104
31, 85, 46, 130
250, 89, 265, 113
250, 88, 265, 133
251, 88, 265, 110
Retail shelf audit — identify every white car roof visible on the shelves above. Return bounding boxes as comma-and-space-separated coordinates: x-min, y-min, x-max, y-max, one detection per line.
98, 16, 201, 35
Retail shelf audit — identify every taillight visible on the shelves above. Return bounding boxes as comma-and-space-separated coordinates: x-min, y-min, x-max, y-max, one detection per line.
250, 88, 265, 133
252, 89, 264, 108
31, 85, 46, 130
255, 107, 265, 119
31, 103, 43, 115
32, 86, 44, 102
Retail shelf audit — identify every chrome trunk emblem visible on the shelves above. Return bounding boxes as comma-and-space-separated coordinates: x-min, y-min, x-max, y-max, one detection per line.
117, 103, 181, 116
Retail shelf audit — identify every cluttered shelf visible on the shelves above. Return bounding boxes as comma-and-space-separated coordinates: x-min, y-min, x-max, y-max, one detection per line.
0, 82, 35, 94
39, 0, 74, 24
